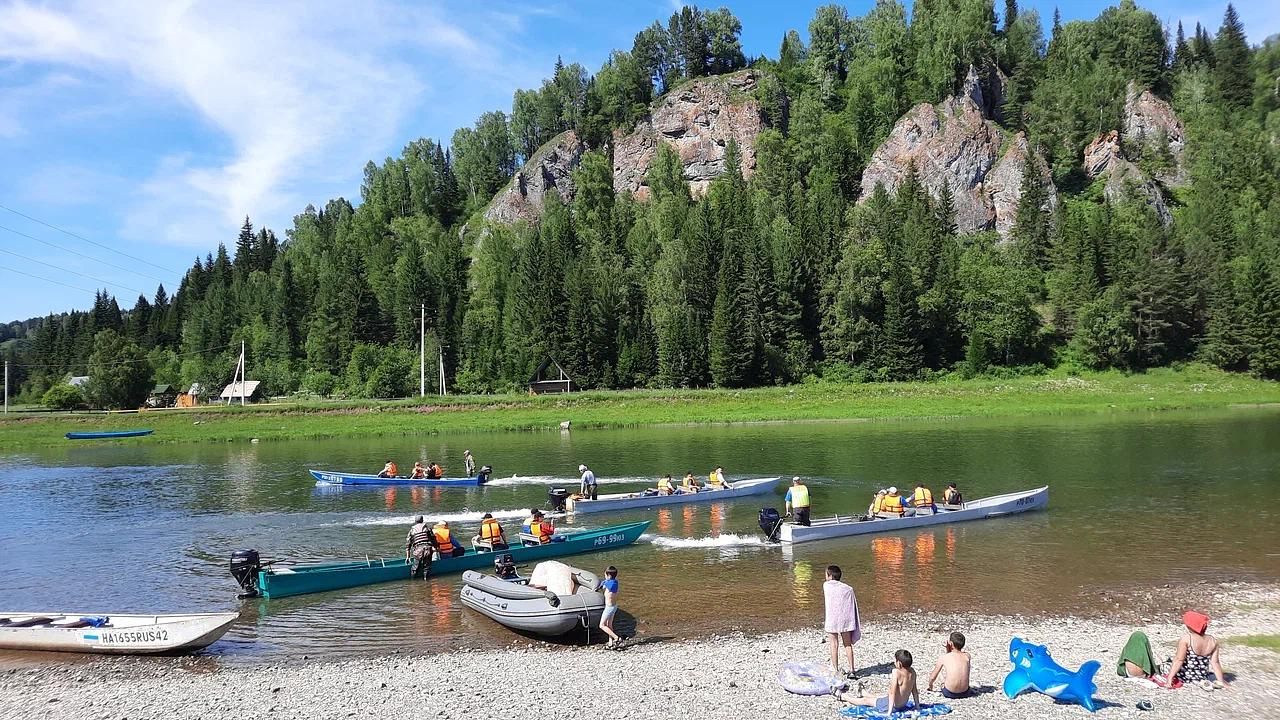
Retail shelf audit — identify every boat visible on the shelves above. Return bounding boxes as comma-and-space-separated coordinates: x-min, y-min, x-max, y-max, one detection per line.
309, 465, 492, 487
0, 612, 238, 655
460, 564, 605, 636
230, 521, 650, 599
559, 476, 780, 514
64, 429, 154, 440
776, 486, 1049, 544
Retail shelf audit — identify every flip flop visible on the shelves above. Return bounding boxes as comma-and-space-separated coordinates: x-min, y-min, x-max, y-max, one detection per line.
1137, 699, 1154, 711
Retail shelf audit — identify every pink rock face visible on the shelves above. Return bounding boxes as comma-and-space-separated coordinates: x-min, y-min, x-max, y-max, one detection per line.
859, 93, 1053, 240
613, 70, 763, 200
483, 130, 586, 225
1083, 131, 1123, 178
1122, 83, 1186, 187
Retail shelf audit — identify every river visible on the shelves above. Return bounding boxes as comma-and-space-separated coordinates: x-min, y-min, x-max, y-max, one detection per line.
2, 407, 1278, 665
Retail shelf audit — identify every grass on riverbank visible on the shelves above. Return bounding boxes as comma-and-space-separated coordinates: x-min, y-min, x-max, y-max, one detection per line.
1, 365, 1277, 449
1230, 635, 1280, 653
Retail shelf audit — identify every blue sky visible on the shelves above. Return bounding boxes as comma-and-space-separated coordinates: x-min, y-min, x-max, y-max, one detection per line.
1, 0, 1275, 322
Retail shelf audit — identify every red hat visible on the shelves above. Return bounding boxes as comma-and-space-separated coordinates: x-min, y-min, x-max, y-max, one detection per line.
1182, 610, 1210, 634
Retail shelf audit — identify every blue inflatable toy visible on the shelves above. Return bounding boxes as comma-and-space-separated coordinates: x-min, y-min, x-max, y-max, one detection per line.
1003, 637, 1101, 712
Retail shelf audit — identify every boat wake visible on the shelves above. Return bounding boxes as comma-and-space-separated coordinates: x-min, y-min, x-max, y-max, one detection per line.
644, 533, 771, 549
484, 475, 654, 487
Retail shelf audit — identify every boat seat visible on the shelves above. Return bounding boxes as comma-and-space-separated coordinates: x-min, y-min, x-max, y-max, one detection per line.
518, 533, 544, 547
939, 503, 964, 511
49, 618, 91, 628
1, 617, 55, 628
472, 536, 509, 552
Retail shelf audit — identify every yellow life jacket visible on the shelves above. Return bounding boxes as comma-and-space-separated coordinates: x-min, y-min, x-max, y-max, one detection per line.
432, 526, 454, 553
682, 475, 698, 490
871, 494, 886, 513
480, 518, 505, 544
913, 487, 934, 506
789, 484, 810, 508
530, 520, 553, 544
658, 476, 673, 491
708, 471, 724, 488
882, 493, 904, 514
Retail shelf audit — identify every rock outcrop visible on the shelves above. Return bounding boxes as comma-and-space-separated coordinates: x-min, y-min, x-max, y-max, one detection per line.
859, 67, 1055, 239
1080, 84, 1187, 225
483, 131, 586, 225
613, 70, 763, 200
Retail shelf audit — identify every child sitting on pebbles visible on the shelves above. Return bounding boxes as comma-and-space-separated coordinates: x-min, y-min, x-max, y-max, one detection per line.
839, 649, 919, 713
926, 631, 972, 698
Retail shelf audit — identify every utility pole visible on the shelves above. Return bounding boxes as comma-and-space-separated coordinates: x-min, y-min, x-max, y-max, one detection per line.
3, 359, 8, 414
438, 344, 446, 396
419, 303, 426, 397
240, 340, 246, 406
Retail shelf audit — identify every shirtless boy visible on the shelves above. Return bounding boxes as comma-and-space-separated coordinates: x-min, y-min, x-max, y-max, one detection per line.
927, 631, 972, 698
843, 649, 919, 713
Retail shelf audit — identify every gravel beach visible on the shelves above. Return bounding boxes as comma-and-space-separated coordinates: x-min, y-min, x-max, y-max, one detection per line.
3, 584, 1278, 720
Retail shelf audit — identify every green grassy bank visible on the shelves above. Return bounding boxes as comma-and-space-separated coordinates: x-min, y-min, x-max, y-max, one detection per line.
2, 365, 1278, 450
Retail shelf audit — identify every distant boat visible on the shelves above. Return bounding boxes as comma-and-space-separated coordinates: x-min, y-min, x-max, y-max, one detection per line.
561, 476, 780, 514
776, 486, 1049, 544
309, 465, 492, 488
230, 521, 650, 599
64, 429, 154, 440
0, 612, 238, 655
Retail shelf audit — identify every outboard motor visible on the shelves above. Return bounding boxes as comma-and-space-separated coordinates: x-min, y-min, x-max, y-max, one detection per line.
547, 487, 569, 512
477, 465, 493, 483
758, 508, 783, 543
494, 553, 518, 580
230, 549, 262, 598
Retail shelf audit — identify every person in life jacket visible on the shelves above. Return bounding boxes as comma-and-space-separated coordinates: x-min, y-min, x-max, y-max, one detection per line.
657, 475, 675, 495
405, 515, 436, 578
410, 462, 426, 479
785, 476, 811, 526
869, 489, 888, 516
427, 462, 442, 479
911, 483, 935, 514
681, 472, 701, 493
378, 459, 398, 478
464, 450, 476, 477
943, 483, 963, 506
432, 521, 465, 558
523, 509, 554, 545
881, 487, 905, 515
478, 512, 508, 550
708, 467, 731, 490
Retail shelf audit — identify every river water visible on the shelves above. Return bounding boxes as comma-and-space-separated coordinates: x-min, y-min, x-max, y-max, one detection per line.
2, 408, 1278, 665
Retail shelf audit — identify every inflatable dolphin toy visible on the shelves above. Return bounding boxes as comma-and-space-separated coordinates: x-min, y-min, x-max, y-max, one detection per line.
1003, 637, 1101, 712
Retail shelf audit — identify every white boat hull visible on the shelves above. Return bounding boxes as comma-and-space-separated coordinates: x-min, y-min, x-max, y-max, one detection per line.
779, 486, 1049, 544
0, 612, 239, 655
565, 477, 780, 514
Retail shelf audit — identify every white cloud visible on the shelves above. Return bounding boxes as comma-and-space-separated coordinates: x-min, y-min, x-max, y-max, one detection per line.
0, 0, 538, 249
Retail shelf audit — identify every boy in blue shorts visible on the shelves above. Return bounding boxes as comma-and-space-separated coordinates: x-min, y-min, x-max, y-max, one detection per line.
600, 566, 622, 649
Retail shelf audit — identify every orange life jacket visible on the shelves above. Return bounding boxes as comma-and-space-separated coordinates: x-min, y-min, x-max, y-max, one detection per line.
386, 462, 398, 477
530, 519, 553, 544
432, 526, 454, 553
480, 518, 505, 544
411, 466, 425, 479
428, 464, 442, 479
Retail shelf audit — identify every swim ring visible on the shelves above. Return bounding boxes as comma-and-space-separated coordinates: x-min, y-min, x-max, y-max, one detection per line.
778, 660, 840, 695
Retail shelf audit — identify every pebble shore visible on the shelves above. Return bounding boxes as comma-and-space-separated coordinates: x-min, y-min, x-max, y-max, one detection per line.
3, 585, 1278, 720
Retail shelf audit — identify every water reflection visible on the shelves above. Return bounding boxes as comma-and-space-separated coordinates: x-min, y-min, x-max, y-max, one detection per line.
792, 560, 815, 604
656, 508, 672, 534
871, 536, 906, 610
915, 532, 937, 605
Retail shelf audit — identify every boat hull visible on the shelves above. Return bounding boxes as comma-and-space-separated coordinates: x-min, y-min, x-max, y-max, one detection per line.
780, 486, 1049, 544
0, 612, 238, 655
460, 570, 605, 636
309, 469, 483, 487
252, 521, 650, 599
64, 429, 154, 440
565, 477, 780, 514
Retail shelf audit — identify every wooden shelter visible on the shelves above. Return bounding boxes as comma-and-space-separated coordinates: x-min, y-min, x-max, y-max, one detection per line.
528, 358, 575, 394
146, 384, 178, 408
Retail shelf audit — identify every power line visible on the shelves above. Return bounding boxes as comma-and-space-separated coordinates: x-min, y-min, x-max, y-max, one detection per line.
0, 247, 143, 296
0, 265, 97, 296
0, 223, 170, 286
0, 203, 182, 275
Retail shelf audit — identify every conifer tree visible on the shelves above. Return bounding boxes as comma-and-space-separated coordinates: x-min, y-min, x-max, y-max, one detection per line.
1213, 4, 1252, 110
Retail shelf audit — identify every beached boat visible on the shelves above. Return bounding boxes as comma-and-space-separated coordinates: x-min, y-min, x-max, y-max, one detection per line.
230, 521, 650, 599
0, 612, 238, 655
777, 486, 1049, 544
64, 429, 154, 440
309, 466, 491, 487
562, 476, 780, 514
460, 565, 605, 636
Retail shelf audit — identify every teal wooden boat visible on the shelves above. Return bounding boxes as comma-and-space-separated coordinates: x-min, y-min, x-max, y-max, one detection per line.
230, 521, 650, 599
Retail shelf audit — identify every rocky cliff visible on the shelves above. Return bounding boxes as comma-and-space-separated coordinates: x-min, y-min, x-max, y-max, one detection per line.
859, 67, 1056, 239
612, 70, 763, 200
482, 130, 587, 225
1080, 83, 1187, 225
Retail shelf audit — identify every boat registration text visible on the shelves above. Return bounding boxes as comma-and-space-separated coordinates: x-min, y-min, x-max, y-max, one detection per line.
94, 629, 170, 644
593, 533, 627, 546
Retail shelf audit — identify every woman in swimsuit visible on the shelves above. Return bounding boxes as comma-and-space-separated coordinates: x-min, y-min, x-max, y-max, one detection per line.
1166, 610, 1228, 688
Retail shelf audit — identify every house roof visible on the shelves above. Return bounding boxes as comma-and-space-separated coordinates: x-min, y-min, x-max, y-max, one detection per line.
150, 384, 174, 395
529, 357, 571, 385
68, 376, 89, 387
219, 380, 262, 399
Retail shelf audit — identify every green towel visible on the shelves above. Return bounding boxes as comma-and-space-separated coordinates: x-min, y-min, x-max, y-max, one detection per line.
1117, 631, 1158, 677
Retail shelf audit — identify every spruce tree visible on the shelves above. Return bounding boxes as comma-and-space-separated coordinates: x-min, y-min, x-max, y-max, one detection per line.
1213, 4, 1252, 110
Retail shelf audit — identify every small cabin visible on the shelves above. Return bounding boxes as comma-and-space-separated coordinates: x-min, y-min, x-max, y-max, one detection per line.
528, 358, 575, 395
219, 380, 264, 404
176, 383, 203, 408
146, 384, 178, 408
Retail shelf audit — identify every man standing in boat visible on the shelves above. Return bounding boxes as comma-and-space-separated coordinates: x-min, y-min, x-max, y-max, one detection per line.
406, 515, 436, 579
579, 464, 598, 500
785, 476, 811, 526
464, 450, 476, 477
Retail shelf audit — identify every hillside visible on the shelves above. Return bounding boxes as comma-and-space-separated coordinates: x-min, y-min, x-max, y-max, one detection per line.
4, 1, 1279, 408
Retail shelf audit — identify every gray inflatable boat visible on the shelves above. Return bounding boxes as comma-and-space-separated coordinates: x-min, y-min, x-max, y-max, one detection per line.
460, 565, 605, 636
